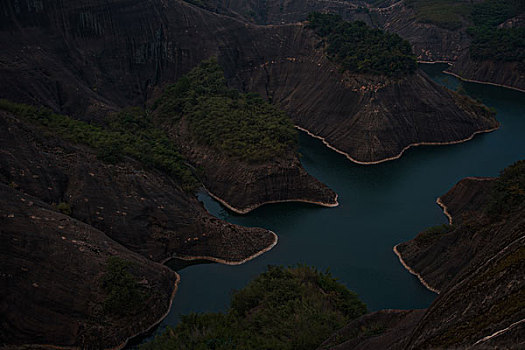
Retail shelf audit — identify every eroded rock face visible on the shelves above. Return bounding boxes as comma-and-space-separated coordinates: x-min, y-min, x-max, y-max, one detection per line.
0, 183, 178, 348
0, 112, 276, 263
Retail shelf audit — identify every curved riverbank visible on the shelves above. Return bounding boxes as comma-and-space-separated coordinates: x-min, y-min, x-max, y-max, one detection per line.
443, 70, 525, 94
393, 245, 440, 294
295, 125, 500, 166
173, 231, 279, 265
206, 188, 339, 215
420, 61, 525, 93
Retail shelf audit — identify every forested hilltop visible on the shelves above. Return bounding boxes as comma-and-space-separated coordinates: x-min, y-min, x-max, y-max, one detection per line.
153, 58, 298, 163
307, 12, 417, 76
142, 265, 367, 350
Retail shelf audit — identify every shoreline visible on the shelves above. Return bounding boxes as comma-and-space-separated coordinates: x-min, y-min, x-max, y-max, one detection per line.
206, 188, 339, 215
436, 197, 453, 225
172, 230, 279, 266
418, 60, 525, 93
442, 70, 525, 94
393, 244, 440, 294
295, 125, 499, 166
436, 176, 495, 226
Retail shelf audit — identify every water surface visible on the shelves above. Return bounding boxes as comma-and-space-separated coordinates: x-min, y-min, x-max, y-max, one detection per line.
154, 64, 525, 335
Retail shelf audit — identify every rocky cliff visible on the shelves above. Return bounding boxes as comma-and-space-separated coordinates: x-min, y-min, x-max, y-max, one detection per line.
324, 163, 525, 349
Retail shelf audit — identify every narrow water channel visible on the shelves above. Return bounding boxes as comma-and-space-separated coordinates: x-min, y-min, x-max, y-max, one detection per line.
152, 64, 525, 337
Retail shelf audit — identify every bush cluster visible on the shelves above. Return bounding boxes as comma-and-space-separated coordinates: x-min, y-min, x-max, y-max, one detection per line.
487, 160, 525, 216
101, 257, 145, 315
141, 265, 367, 350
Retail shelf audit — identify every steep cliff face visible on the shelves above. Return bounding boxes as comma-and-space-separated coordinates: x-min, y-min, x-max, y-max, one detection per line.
0, 112, 277, 264
1, 0, 498, 165
0, 183, 178, 348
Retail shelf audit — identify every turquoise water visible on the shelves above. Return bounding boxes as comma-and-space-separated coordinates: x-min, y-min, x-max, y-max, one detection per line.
154, 64, 525, 335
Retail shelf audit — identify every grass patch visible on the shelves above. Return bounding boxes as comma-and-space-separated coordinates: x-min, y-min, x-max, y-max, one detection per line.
307, 12, 417, 76
141, 265, 367, 350
405, 0, 471, 30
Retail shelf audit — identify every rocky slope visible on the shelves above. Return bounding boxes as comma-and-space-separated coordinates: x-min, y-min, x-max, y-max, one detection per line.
324, 163, 524, 349
213, 0, 525, 92
0, 183, 178, 348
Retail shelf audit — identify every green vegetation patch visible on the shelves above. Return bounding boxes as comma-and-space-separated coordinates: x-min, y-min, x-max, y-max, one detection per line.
487, 160, 525, 215
102, 257, 145, 315
307, 12, 417, 76
468, 0, 525, 67
415, 224, 455, 245
0, 100, 198, 191
153, 58, 298, 163
141, 265, 367, 350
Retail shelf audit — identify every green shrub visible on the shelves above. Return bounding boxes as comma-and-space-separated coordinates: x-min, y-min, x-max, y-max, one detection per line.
101, 257, 145, 315
56, 202, 72, 215
487, 160, 525, 215
141, 265, 367, 350
306, 13, 417, 76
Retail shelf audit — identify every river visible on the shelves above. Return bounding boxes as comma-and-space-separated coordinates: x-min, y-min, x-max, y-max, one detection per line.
149, 63, 525, 338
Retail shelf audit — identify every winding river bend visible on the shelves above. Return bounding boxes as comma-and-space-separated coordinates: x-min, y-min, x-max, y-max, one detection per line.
153, 64, 525, 336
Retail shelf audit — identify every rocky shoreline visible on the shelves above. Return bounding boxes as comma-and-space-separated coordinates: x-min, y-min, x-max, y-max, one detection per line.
296, 124, 499, 166
392, 245, 440, 294
206, 188, 339, 215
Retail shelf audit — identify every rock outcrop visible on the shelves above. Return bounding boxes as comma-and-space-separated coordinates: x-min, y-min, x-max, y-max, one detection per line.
0, 112, 277, 264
